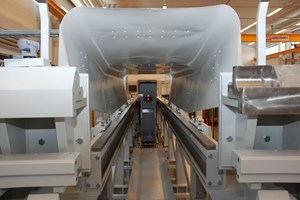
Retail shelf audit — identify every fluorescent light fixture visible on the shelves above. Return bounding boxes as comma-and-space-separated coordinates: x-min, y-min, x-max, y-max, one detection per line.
248, 42, 255, 46
240, 22, 257, 33
32, 0, 48, 5
162, 0, 167, 9
61, 6, 68, 13
296, 22, 300, 26
101, 0, 107, 8
267, 8, 282, 17
275, 29, 286, 34
70, 0, 84, 7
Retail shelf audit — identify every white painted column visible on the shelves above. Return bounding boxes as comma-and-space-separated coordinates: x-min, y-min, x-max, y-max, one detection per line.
38, 3, 50, 60
256, 0, 269, 65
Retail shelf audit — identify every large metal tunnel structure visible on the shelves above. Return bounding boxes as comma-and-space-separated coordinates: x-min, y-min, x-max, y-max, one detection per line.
59, 5, 241, 113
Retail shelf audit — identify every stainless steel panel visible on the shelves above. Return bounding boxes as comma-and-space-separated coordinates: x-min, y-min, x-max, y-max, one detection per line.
232, 65, 300, 90
240, 87, 300, 114
233, 65, 279, 91
230, 65, 300, 114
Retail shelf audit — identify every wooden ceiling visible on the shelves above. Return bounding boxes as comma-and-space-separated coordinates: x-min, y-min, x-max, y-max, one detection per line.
65, 0, 300, 35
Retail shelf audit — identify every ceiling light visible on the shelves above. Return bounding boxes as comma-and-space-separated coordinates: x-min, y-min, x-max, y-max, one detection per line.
101, 0, 107, 8
248, 42, 255, 46
267, 8, 282, 17
32, 0, 38, 4
240, 22, 257, 33
275, 29, 286, 34
61, 6, 68, 13
162, 0, 167, 9
296, 22, 300, 26
70, 0, 84, 7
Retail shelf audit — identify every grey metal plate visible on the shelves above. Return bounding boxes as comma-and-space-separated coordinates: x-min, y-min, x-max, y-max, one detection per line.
127, 148, 175, 200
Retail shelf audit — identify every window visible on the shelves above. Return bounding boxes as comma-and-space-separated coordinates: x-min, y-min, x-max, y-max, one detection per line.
266, 45, 279, 55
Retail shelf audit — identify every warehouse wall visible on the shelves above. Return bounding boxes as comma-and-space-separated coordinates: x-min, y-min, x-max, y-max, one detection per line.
242, 44, 300, 66
241, 45, 256, 65
267, 51, 300, 65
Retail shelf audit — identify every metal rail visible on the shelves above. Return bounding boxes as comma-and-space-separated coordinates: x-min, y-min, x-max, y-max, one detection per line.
157, 98, 222, 188
0, 30, 59, 38
158, 101, 216, 179
91, 100, 137, 180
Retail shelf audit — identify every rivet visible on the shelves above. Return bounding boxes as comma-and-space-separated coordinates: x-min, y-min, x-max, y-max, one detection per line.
263, 135, 271, 142
76, 138, 83, 144
226, 136, 233, 142
38, 139, 45, 146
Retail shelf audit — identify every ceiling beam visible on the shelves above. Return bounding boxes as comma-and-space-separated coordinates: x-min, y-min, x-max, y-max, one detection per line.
242, 34, 300, 42
47, 0, 66, 21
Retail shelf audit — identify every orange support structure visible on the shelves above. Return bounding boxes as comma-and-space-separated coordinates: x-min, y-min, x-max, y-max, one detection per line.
267, 47, 300, 59
242, 34, 300, 43
47, 0, 66, 21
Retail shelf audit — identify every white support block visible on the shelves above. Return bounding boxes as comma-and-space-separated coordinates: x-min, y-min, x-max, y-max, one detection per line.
256, 190, 290, 200
27, 193, 60, 200
0, 152, 81, 188
4, 58, 51, 67
232, 150, 300, 183
0, 67, 84, 118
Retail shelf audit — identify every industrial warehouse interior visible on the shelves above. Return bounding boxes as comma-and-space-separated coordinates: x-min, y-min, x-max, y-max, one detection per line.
0, 0, 300, 199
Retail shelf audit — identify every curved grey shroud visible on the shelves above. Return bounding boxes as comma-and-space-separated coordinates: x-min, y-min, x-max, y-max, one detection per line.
60, 5, 241, 113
